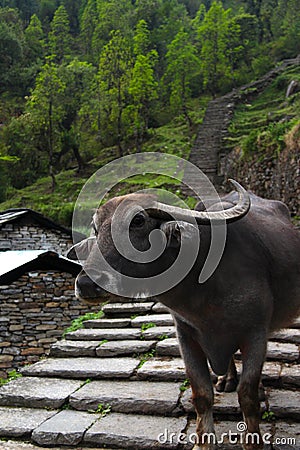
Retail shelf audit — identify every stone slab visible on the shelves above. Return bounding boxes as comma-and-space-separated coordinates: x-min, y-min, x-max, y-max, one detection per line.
270, 329, 300, 344
152, 302, 171, 313
84, 412, 187, 449
0, 407, 56, 438
267, 389, 300, 420
0, 442, 55, 450
272, 421, 300, 449
290, 317, 300, 328
0, 377, 82, 408
131, 314, 174, 328
185, 419, 276, 449
50, 340, 100, 357
102, 302, 154, 316
235, 342, 299, 362
83, 318, 130, 328
281, 364, 300, 388
156, 338, 181, 356
235, 361, 282, 385
70, 380, 182, 415
181, 388, 243, 417
96, 340, 156, 357
22, 357, 139, 379
31, 410, 99, 446
142, 326, 176, 340
137, 357, 186, 381
0, 442, 112, 450
66, 328, 141, 341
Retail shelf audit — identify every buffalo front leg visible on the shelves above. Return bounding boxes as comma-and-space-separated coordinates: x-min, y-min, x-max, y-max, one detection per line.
176, 321, 215, 450
238, 333, 267, 450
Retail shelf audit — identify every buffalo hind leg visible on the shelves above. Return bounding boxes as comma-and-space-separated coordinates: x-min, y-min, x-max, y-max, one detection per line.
238, 333, 267, 450
176, 321, 215, 450
215, 357, 238, 393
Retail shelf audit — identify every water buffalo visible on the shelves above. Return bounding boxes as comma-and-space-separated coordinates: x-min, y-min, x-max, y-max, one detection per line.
68, 181, 300, 450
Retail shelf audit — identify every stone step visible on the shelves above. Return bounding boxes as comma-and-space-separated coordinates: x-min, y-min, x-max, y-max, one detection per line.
0, 377, 82, 409
83, 412, 187, 449
0, 407, 57, 439
31, 409, 100, 447
102, 302, 155, 317
270, 328, 300, 344
83, 318, 131, 329
96, 339, 157, 357
22, 357, 139, 379
65, 328, 142, 341
186, 419, 300, 450
131, 314, 174, 328
50, 340, 101, 357
69, 380, 182, 416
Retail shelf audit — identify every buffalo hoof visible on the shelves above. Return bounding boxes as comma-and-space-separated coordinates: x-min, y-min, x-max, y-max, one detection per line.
215, 374, 238, 393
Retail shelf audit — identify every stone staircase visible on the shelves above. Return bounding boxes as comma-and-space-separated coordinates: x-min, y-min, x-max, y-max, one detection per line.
183, 55, 300, 196
0, 298, 299, 449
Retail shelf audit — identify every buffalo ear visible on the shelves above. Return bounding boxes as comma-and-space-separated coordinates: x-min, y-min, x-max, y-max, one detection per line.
67, 237, 96, 261
160, 221, 198, 248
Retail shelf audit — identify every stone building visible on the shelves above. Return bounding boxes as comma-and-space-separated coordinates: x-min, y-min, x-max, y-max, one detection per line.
0, 250, 99, 377
0, 209, 83, 254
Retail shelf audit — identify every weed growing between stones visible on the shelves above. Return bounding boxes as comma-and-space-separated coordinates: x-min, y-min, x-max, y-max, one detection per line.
138, 349, 156, 368
140, 322, 156, 340
62, 310, 104, 337
96, 403, 112, 417
262, 411, 276, 422
0, 369, 22, 386
179, 379, 190, 392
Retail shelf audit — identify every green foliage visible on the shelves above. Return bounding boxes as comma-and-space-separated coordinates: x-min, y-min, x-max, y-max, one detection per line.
63, 310, 104, 337
96, 403, 112, 416
262, 410, 276, 422
0, 369, 22, 386
179, 378, 190, 391
138, 348, 156, 367
141, 322, 156, 332
0, 0, 299, 212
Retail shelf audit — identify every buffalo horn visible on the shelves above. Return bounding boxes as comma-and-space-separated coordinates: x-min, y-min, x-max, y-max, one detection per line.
147, 179, 250, 224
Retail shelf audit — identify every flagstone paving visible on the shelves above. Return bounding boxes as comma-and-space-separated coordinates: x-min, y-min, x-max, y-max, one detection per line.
0, 297, 299, 449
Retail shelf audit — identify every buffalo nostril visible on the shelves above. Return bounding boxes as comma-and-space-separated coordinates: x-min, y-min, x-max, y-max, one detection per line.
76, 273, 105, 298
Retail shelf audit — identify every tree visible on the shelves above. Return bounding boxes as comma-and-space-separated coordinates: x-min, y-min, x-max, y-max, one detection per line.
24, 13, 45, 61
48, 4, 72, 63
128, 20, 158, 151
165, 28, 200, 127
197, 1, 242, 95
27, 60, 66, 190
98, 30, 133, 156
0, 20, 23, 93
60, 58, 96, 172
79, 0, 97, 60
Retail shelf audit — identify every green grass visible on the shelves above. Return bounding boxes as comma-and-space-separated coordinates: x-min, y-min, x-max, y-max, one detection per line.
0, 105, 207, 226
62, 310, 104, 337
226, 66, 300, 158
0, 369, 22, 386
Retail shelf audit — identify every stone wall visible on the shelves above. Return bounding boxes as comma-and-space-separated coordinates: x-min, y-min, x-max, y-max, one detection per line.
0, 270, 99, 378
0, 223, 72, 254
221, 142, 300, 219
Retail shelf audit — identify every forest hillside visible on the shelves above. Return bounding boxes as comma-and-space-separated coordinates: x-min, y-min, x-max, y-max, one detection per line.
0, 0, 299, 225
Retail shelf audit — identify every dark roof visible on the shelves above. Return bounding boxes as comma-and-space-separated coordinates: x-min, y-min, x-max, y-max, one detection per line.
0, 250, 81, 285
0, 208, 85, 242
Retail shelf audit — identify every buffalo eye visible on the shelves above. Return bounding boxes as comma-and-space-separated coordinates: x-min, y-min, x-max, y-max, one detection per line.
131, 213, 146, 228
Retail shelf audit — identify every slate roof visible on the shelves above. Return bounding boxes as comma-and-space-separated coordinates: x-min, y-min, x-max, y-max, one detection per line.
0, 208, 86, 243
0, 250, 81, 285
